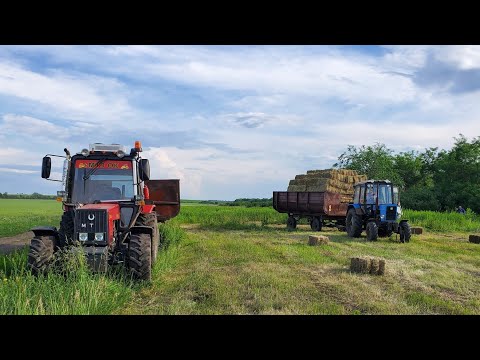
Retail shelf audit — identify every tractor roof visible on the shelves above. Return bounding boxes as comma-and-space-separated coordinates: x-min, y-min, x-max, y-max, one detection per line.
354, 179, 392, 186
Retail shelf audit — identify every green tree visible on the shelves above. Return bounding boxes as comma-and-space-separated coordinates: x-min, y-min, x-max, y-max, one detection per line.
433, 135, 480, 212
334, 143, 403, 185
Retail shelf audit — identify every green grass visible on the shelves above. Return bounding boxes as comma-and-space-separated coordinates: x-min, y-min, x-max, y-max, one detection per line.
0, 199, 63, 237
1, 200, 480, 314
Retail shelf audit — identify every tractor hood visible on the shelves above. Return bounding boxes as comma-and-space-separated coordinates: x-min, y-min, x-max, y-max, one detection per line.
75, 203, 121, 245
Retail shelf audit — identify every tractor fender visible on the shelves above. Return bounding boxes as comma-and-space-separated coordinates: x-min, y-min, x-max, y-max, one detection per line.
347, 205, 364, 216
31, 226, 59, 239
130, 226, 153, 237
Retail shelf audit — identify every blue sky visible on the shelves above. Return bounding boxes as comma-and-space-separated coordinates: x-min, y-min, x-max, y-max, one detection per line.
0, 45, 479, 200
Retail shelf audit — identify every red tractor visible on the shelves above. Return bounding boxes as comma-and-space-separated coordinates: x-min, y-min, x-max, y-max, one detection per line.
28, 141, 180, 280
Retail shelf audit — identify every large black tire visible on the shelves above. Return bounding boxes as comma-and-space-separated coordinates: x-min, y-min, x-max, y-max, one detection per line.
310, 217, 322, 232
399, 221, 411, 243
346, 209, 362, 238
128, 233, 152, 280
287, 216, 297, 230
136, 213, 159, 263
27, 236, 56, 276
58, 211, 74, 247
366, 221, 378, 241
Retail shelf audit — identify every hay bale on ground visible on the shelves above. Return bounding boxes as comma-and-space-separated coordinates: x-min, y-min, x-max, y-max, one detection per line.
378, 259, 386, 275
350, 257, 371, 274
411, 227, 423, 235
308, 235, 329, 246
469, 235, 480, 244
369, 258, 379, 274
351, 257, 385, 275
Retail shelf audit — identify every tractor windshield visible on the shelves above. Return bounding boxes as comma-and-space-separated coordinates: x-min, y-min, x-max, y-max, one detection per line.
71, 160, 134, 203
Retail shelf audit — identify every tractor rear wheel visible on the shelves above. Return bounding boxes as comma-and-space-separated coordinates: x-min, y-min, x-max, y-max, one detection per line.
346, 209, 362, 238
128, 233, 152, 281
399, 221, 411, 243
310, 217, 322, 232
136, 213, 159, 263
366, 221, 378, 241
287, 216, 297, 230
58, 211, 74, 247
27, 236, 57, 276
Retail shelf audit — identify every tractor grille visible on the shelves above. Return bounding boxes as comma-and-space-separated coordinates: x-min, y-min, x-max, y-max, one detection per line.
386, 206, 396, 221
75, 209, 108, 234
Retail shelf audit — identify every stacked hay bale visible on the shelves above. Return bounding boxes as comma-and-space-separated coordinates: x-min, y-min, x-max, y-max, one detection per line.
287, 168, 367, 203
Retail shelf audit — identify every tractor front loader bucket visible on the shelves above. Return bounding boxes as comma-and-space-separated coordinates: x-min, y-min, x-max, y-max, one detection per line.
145, 179, 180, 222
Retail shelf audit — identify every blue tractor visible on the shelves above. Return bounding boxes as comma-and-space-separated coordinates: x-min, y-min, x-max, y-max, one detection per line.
346, 180, 411, 243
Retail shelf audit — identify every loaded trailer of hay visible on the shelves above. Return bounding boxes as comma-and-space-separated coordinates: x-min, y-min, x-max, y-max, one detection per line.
273, 169, 367, 231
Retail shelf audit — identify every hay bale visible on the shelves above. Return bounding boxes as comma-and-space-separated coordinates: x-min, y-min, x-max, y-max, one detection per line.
411, 227, 423, 235
369, 258, 379, 274
288, 185, 307, 192
350, 257, 371, 274
469, 235, 480, 244
378, 259, 386, 275
351, 257, 385, 275
295, 174, 307, 180
308, 235, 329, 246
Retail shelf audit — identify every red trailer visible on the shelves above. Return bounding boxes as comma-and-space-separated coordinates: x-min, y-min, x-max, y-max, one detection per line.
273, 191, 348, 231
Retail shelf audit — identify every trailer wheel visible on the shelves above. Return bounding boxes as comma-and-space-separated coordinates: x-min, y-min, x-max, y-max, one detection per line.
366, 221, 378, 241
346, 209, 362, 238
399, 221, 411, 243
287, 216, 297, 230
310, 217, 322, 232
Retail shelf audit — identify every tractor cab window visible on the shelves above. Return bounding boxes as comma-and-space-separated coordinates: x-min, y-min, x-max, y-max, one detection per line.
393, 186, 399, 204
71, 160, 134, 203
354, 186, 360, 204
365, 183, 377, 204
377, 184, 393, 204
359, 185, 366, 204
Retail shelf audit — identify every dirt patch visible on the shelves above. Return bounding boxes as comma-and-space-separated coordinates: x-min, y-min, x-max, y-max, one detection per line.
0, 231, 32, 254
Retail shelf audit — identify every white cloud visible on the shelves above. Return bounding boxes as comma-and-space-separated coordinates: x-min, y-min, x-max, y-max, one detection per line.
0, 167, 36, 174
1, 114, 69, 139
0, 61, 133, 123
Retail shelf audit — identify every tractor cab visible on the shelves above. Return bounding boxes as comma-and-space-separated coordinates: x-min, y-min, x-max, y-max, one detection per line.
346, 180, 411, 242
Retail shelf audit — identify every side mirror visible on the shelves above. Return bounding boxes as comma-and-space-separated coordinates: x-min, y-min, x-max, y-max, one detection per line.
41, 156, 51, 179
139, 159, 150, 181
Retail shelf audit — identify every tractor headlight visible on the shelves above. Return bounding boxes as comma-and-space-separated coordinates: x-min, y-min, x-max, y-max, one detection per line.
94, 233, 104, 241
80, 148, 89, 157
380, 214, 385, 220
116, 150, 125, 158
79, 233, 88, 241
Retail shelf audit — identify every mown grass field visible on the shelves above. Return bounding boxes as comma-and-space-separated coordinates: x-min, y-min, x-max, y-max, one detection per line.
1, 199, 480, 314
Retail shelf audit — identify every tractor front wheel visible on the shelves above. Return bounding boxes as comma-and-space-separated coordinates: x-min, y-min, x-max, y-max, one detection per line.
136, 213, 159, 263
128, 233, 152, 281
346, 209, 362, 238
366, 221, 378, 241
399, 221, 411, 243
27, 236, 57, 276
58, 211, 74, 247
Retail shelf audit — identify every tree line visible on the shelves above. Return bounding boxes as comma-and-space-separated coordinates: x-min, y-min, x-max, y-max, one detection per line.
334, 134, 480, 212
0, 192, 56, 200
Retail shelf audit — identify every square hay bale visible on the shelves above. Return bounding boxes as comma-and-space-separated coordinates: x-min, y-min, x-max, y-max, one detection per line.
469, 235, 480, 244
295, 174, 307, 180
378, 259, 386, 275
288, 185, 307, 192
308, 235, 329, 246
369, 258, 379, 274
411, 227, 423, 235
351, 257, 385, 275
